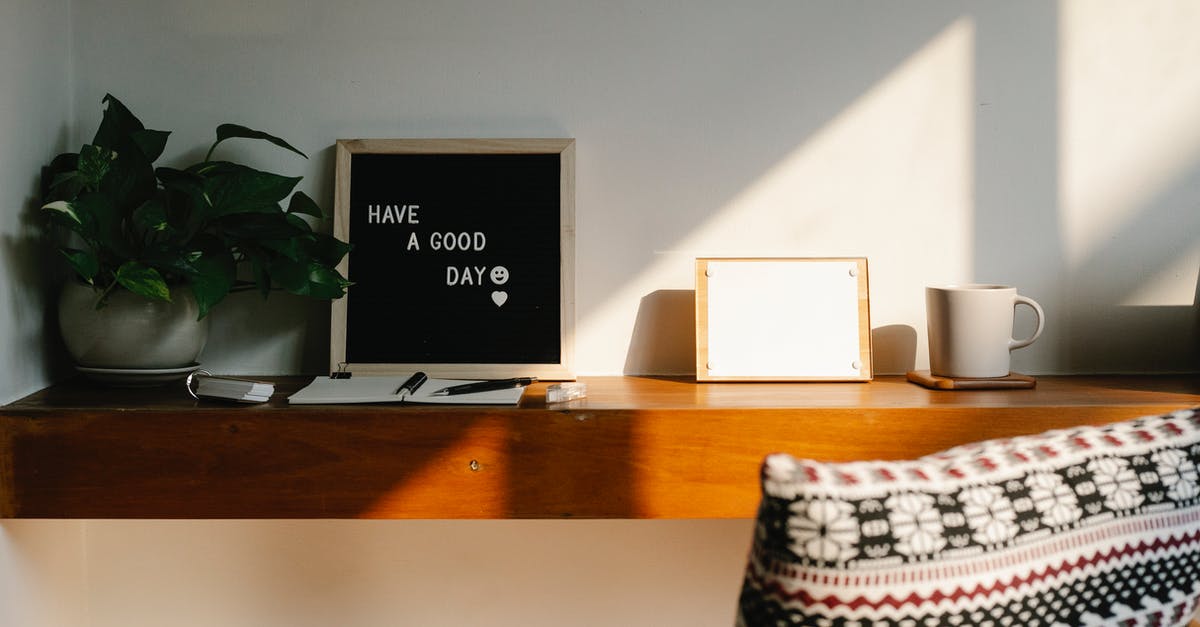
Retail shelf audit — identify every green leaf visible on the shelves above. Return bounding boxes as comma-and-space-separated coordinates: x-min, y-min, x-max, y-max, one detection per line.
99, 147, 158, 214
156, 167, 208, 238
186, 233, 226, 255
46, 152, 79, 171
42, 200, 82, 226
266, 256, 308, 293
311, 233, 352, 267
217, 212, 302, 239
187, 250, 237, 319
72, 191, 130, 256
39, 95, 348, 316
285, 213, 312, 233
46, 152, 79, 172
156, 167, 205, 195
132, 197, 170, 234
206, 123, 307, 162
49, 170, 84, 198
91, 96, 159, 212
269, 258, 349, 299
41, 152, 80, 202
131, 128, 171, 162
93, 94, 145, 149
138, 243, 193, 280
59, 248, 99, 282
43, 196, 105, 243
302, 264, 351, 299
198, 162, 301, 218
286, 190, 324, 218
114, 261, 171, 302
261, 236, 308, 261
77, 144, 116, 188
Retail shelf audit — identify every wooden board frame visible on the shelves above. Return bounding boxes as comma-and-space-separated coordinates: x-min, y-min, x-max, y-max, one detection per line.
332, 138, 575, 379
695, 257, 872, 382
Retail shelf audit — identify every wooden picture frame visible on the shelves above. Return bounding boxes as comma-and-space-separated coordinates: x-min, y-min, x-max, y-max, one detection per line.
695, 258, 872, 382
332, 139, 575, 379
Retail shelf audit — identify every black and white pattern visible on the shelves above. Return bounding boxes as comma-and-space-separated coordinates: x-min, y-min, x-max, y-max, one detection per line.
739, 408, 1200, 627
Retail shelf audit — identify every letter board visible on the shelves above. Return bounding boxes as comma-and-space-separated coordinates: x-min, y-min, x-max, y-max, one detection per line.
332, 139, 575, 379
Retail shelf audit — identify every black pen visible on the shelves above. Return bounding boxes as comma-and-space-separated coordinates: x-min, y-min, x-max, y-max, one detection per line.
430, 377, 537, 397
395, 371, 428, 396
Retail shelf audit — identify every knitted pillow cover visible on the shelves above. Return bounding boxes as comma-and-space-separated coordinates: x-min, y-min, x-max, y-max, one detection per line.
738, 408, 1200, 626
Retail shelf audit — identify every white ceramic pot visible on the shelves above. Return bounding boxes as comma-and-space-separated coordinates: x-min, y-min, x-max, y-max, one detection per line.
58, 281, 209, 369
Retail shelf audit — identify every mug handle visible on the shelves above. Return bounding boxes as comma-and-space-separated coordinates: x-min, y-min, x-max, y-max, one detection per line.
1009, 295, 1044, 350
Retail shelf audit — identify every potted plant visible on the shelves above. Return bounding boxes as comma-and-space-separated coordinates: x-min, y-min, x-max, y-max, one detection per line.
41, 94, 351, 373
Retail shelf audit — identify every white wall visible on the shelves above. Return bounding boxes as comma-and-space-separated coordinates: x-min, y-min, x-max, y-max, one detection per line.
0, 522, 88, 627
63, 0, 1200, 378
0, 0, 84, 622
79, 520, 751, 627
5, 2, 1200, 626
0, 0, 72, 403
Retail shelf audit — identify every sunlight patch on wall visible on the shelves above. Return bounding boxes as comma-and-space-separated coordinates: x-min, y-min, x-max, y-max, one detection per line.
673, 17, 975, 264
1119, 241, 1200, 307
1058, 0, 1200, 271
576, 18, 976, 374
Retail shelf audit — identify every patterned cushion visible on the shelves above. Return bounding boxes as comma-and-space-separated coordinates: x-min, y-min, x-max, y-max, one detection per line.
738, 408, 1200, 627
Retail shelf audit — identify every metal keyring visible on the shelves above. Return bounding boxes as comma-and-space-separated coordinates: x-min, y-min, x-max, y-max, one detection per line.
185, 369, 212, 400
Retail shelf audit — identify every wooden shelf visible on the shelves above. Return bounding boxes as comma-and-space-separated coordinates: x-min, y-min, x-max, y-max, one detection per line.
2, 375, 1199, 519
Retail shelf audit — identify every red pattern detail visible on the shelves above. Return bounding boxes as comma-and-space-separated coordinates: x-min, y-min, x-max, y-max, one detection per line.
1104, 434, 1124, 447
751, 529, 1200, 611
1134, 430, 1156, 443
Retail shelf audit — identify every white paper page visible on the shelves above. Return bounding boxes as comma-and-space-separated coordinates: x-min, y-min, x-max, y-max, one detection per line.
706, 260, 862, 378
407, 379, 527, 405
288, 376, 526, 405
287, 376, 408, 404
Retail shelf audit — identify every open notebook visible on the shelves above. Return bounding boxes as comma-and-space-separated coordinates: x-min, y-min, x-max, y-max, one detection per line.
287, 373, 526, 405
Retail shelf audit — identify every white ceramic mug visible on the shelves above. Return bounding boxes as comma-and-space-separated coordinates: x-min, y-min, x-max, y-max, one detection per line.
926, 284, 1044, 378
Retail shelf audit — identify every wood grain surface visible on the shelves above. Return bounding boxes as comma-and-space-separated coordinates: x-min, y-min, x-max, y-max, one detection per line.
3, 375, 1199, 519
